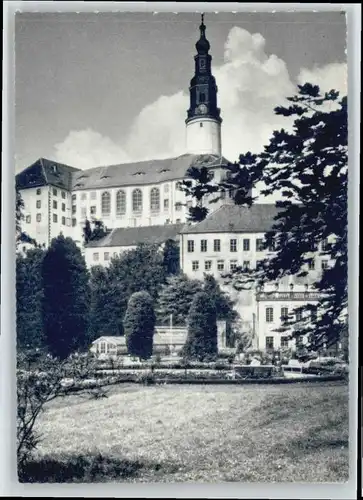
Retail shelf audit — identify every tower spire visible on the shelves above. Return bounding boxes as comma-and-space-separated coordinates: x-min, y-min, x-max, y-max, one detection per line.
185, 14, 222, 156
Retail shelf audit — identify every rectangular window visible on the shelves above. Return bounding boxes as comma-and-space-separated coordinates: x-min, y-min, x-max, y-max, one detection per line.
321, 260, 329, 269
113, 252, 118, 258
72, 194, 77, 201
230, 239, 237, 252
268, 240, 276, 252
100, 342, 106, 353
243, 238, 250, 251
36, 214, 41, 222
186, 200, 193, 209
281, 336, 289, 348
93, 253, 99, 262
321, 239, 329, 251
90, 206, 96, 215
61, 191, 66, 199
266, 336, 274, 349
201, 239, 207, 252
266, 307, 274, 323
308, 258, 315, 270
66, 218, 71, 226
256, 238, 264, 252
81, 193, 87, 201
61, 216, 66, 225
187, 240, 194, 253
176, 218, 181, 223
243, 261, 250, 269
164, 199, 169, 210
26, 215, 31, 223
36, 188, 41, 195
192, 261, 199, 271
230, 260, 238, 271
36, 200, 41, 209
256, 260, 264, 270
205, 260, 212, 271
72, 205, 77, 214
81, 207, 87, 218
62, 203, 66, 212
217, 260, 224, 271
72, 218, 77, 227
52, 188, 57, 196
281, 307, 289, 321
104, 252, 110, 261
164, 183, 169, 193
53, 214, 58, 223
53, 200, 57, 209
214, 239, 221, 252
90, 191, 97, 200
175, 202, 182, 212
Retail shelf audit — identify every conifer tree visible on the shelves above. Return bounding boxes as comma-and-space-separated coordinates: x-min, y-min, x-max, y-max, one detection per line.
42, 235, 90, 359
124, 291, 155, 360
183, 291, 218, 361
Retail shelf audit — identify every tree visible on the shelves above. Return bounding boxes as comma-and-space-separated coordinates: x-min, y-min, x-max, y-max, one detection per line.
83, 218, 108, 245
108, 243, 167, 302
16, 248, 45, 349
182, 291, 218, 361
203, 274, 238, 322
16, 189, 37, 248
41, 235, 90, 359
182, 83, 348, 350
124, 291, 155, 360
156, 274, 203, 325
88, 265, 126, 340
162, 239, 180, 275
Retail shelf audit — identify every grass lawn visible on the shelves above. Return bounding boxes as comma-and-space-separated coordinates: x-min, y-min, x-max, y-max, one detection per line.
23, 381, 349, 483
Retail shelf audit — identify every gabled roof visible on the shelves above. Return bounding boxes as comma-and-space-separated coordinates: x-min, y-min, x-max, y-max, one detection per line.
16, 158, 80, 191
85, 223, 185, 249
180, 204, 282, 234
71, 153, 230, 190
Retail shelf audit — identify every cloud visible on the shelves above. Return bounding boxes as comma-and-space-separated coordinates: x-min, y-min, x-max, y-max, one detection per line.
297, 62, 347, 96
53, 28, 347, 169
54, 129, 130, 169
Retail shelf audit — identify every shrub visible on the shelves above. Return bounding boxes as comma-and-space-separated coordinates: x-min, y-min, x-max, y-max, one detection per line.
136, 372, 156, 385
183, 292, 218, 361
124, 291, 155, 360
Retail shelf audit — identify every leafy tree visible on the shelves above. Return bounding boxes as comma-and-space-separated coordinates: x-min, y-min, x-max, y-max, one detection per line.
162, 239, 180, 275
156, 274, 203, 325
108, 243, 167, 302
88, 265, 126, 340
16, 189, 37, 248
203, 274, 238, 322
124, 291, 155, 360
181, 83, 348, 350
182, 291, 218, 361
41, 235, 90, 359
16, 248, 45, 349
83, 218, 108, 245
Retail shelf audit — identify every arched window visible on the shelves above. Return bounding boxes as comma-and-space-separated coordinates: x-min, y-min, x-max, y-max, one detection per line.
116, 190, 126, 216
150, 187, 160, 213
101, 191, 111, 216
132, 189, 143, 213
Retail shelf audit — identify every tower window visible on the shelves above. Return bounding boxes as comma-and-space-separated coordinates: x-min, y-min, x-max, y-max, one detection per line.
199, 92, 205, 103
200, 122, 203, 128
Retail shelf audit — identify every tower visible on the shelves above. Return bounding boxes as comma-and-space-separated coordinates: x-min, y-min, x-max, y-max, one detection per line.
186, 14, 222, 156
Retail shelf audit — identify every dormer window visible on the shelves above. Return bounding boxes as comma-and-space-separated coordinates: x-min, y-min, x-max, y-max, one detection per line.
100, 175, 111, 180
158, 168, 171, 174
133, 171, 145, 176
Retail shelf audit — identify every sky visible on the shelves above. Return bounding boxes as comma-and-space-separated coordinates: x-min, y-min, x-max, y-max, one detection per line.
15, 11, 347, 172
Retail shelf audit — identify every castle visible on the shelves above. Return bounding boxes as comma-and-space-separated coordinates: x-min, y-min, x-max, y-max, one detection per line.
16, 15, 327, 352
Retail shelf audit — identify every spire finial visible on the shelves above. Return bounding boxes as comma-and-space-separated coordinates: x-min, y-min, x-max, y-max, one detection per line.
201, 13, 204, 26
196, 12, 209, 54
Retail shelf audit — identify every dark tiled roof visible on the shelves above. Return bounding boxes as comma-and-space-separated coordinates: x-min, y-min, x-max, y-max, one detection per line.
16, 158, 80, 191
71, 153, 230, 190
85, 223, 185, 248
180, 204, 282, 234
